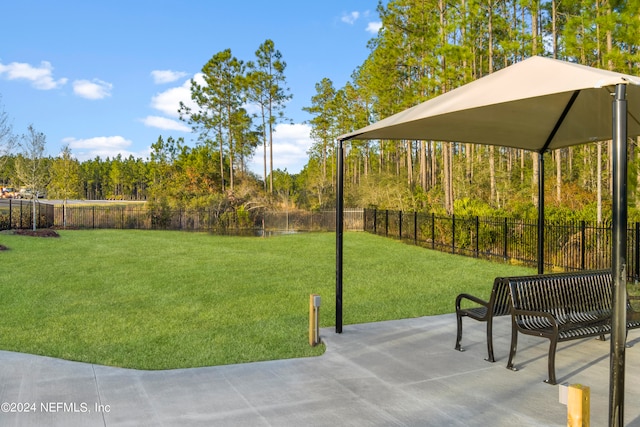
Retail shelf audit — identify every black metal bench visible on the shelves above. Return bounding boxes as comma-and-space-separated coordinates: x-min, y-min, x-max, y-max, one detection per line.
504, 270, 640, 385
455, 277, 512, 362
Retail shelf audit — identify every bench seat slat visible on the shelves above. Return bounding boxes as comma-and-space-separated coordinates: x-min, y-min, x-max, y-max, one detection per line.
505, 270, 640, 385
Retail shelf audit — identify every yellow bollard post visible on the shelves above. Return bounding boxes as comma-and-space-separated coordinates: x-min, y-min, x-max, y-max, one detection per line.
308, 294, 315, 346
567, 384, 590, 427
309, 294, 321, 346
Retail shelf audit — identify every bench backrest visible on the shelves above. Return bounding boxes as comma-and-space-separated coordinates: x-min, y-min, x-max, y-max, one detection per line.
490, 277, 513, 316
504, 270, 612, 324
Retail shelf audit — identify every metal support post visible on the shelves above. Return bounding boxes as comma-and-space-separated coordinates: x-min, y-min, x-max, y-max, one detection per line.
537, 151, 545, 274
609, 83, 627, 427
336, 140, 344, 334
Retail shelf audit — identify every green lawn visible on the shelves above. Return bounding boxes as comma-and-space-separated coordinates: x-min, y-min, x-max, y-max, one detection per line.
0, 229, 534, 369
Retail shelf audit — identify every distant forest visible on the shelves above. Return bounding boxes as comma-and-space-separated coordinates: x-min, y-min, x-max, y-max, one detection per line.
2, 0, 640, 223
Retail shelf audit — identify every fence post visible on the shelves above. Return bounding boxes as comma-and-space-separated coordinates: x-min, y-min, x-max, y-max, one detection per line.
475, 216, 479, 258
581, 221, 586, 271
503, 217, 508, 260
431, 212, 435, 249
385, 210, 389, 237
414, 211, 418, 245
399, 210, 403, 240
8, 198, 11, 228
363, 209, 367, 232
373, 209, 377, 234
452, 214, 456, 254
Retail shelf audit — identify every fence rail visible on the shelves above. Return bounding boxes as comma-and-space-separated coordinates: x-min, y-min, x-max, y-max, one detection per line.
0, 201, 364, 233
364, 208, 640, 281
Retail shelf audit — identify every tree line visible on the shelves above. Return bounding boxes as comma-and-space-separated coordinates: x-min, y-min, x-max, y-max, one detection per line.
3, 3, 640, 225
302, 0, 640, 222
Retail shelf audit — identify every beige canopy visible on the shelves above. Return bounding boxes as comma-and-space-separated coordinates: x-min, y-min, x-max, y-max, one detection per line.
335, 56, 640, 425
340, 56, 640, 151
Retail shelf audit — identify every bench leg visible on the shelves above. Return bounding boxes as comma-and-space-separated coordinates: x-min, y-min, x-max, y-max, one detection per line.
485, 317, 495, 362
545, 339, 558, 385
506, 323, 518, 371
455, 312, 464, 352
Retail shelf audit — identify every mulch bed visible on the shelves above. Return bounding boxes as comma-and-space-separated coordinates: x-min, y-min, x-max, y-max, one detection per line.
0, 228, 60, 250
14, 229, 60, 238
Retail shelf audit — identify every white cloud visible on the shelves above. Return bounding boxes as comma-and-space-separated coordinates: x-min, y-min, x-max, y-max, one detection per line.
151, 69, 188, 84
151, 83, 189, 118
243, 102, 262, 117
0, 60, 67, 90
366, 21, 382, 34
341, 11, 360, 24
73, 79, 113, 100
62, 135, 146, 160
340, 11, 381, 35
64, 135, 130, 150
248, 123, 312, 174
141, 115, 191, 132
150, 73, 203, 118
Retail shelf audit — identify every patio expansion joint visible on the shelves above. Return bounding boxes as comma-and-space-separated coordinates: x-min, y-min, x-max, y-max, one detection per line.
91, 364, 107, 427
221, 371, 272, 426
326, 352, 438, 425
402, 364, 497, 387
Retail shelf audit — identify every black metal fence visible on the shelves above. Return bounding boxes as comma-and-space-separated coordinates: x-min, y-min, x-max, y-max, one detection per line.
0, 200, 55, 229
261, 209, 364, 232
364, 208, 640, 281
0, 201, 364, 233
0, 199, 640, 281
9, 200, 632, 279
55, 204, 234, 231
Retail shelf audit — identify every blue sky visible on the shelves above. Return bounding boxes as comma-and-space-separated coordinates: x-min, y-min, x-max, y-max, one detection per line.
0, 1, 382, 174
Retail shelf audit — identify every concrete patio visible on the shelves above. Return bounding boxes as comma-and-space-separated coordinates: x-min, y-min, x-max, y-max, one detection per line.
1, 313, 639, 426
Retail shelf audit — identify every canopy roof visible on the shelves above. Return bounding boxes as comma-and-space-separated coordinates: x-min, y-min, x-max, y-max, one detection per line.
336, 56, 640, 423
340, 56, 640, 152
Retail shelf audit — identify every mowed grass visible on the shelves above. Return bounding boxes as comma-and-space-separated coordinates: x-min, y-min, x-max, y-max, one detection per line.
0, 230, 534, 369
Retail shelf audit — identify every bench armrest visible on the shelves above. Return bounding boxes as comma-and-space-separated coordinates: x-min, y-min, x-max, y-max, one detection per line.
456, 293, 490, 311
